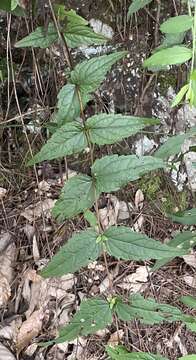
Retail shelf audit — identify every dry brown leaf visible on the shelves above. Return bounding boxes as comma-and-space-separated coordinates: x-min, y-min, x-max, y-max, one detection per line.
38, 180, 51, 192
107, 329, 124, 347
117, 266, 149, 293
21, 198, 56, 222
135, 189, 144, 210
0, 242, 16, 307
16, 310, 44, 353
23, 224, 35, 241
22, 269, 75, 317
118, 201, 133, 220
183, 275, 196, 288
0, 187, 7, 200
0, 232, 12, 253
133, 214, 144, 232
99, 196, 119, 230
0, 343, 15, 360
99, 266, 119, 293
32, 235, 40, 261
183, 253, 196, 269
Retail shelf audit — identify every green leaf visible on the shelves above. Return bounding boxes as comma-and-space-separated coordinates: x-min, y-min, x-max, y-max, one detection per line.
104, 226, 185, 261
143, 46, 192, 68
152, 231, 196, 271
171, 84, 189, 107
158, 33, 185, 50
54, 7, 88, 25
52, 175, 96, 221
160, 15, 193, 34
127, 0, 153, 19
86, 114, 159, 145
115, 293, 187, 325
11, 0, 19, 10
51, 298, 112, 343
28, 121, 87, 165
64, 24, 107, 48
84, 209, 98, 228
106, 345, 168, 360
0, 0, 25, 15
92, 154, 165, 193
41, 229, 101, 277
168, 208, 196, 225
56, 84, 90, 124
70, 51, 127, 94
155, 127, 196, 159
15, 23, 58, 48
181, 296, 196, 309
178, 356, 196, 360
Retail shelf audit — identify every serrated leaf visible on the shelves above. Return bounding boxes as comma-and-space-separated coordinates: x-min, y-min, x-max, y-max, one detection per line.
70, 51, 127, 94
41, 229, 101, 277
64, 24, 107, 48
56, 84, 90, 124
143, 46, 192, 68
51, 298, 112, 343
86, 114, 159, 145
54, 7, 88, 25
52, 175, 96, 221
92, 154, 165, 193
0, 0, 25, 15
115, 293, 187, 325
84, 209, 98, 228
168, 208, 196, 225
104, 226, 185, 261
127, 0, 153, 19
28, 122, 87, 165
160, 15, 193, 34
181, 296, 196, 309
11, 0, 18, 10
15, 23, 58, 48
171, 84, 189, 107
106, 345, 168, 360
152, 231, 196, 271
155, 127, 196, 159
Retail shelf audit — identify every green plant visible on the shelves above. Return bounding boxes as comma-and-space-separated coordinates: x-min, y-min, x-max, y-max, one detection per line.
143, 0, 196, 108
14, 3, 196, 358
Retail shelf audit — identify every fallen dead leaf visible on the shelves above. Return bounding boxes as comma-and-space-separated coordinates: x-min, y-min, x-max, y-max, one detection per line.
0, 232, 12, 253
183, 275, 196, 288
0, 343, 15, 360
135, 189, 144, 210
107, 329, 124, 347
0, 187, 7, 200
57, 169, 77, 184
118, 201, 133, 220
38, 180, 51, 192
99, 266, 119, 293
32, 235, 40, 261
23, 224, 35, 241
117, 266, 149, 293
133, 214, 144, 232
16, 309, 44, 354
183, 252, 196, 269
0, 242, 16, 307
21, 198, 56, 222
99, 195, 120, 230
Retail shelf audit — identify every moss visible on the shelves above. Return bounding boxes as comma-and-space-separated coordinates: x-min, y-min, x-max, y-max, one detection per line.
161, 190, 188, 214
139, 174, 162, 200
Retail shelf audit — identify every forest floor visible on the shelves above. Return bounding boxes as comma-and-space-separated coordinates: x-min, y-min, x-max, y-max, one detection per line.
0, 1, 196, 359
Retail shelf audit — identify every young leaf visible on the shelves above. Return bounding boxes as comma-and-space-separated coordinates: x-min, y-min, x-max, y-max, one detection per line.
28, 122, 87, 165
155, 127, 196, 159
64, 24, 107, 48
15, 23, 58, 48
171, 84, 189, 108
106, 345, 168, 360
181, 295, 196, 309
92, 154, 165, 193
70, 51, 127, 94
160, 15, 193, 34
152, 231, 196, 271
127, 0, 153, 19
115, 293, 187, 325
104, 226, 185, 261
168, 208, 196, 225
86, 114, 159, 145
143, 46, 192, 68
41, 229, 101, 277
48, 298, 112, 344
52, 175, 96, 221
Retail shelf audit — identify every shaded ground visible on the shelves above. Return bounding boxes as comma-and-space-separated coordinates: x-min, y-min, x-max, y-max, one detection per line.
0, 1, 196, 359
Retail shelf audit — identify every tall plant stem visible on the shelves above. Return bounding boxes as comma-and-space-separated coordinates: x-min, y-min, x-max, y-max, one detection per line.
49, 0, 113, 293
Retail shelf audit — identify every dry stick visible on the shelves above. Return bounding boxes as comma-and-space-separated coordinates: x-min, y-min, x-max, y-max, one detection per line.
154, 0, 161, 47
7, 14, 51, 259
48, 0, 114, 293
